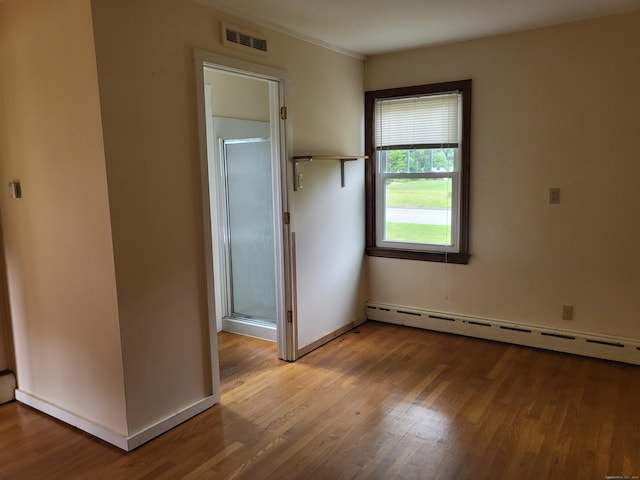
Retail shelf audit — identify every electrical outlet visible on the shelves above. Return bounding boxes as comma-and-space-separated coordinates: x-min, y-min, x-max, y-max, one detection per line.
549, 187, 560, 204
562, 304, 574, 320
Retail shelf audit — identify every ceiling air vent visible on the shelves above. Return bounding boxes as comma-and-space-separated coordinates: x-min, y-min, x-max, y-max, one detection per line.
222, 24, 268, 54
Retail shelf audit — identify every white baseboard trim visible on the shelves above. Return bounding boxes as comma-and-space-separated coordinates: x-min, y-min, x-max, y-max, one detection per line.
297, 315, 367, 358
222, 317, 277, 342
366, 302, 640, 366
126, 395, 217, 451
15, 389, 129, 449
16, 390, 217, 451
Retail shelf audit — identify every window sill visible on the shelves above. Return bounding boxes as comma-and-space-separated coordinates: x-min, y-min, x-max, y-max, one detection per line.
365, 246, 470, 264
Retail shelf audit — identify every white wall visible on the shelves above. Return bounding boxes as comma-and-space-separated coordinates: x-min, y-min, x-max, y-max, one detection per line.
365, 12, 640, 339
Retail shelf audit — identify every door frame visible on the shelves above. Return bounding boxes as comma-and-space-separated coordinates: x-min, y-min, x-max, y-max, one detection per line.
194, 50, 296, 374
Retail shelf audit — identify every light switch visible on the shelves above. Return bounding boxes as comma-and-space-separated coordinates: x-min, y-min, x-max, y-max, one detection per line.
8, 181, 21, 199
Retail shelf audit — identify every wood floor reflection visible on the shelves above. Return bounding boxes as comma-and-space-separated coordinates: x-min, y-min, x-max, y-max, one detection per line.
1, 321, 639, 479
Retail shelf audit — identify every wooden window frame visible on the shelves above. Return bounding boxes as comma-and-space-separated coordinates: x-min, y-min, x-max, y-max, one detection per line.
365, 79, 472, 264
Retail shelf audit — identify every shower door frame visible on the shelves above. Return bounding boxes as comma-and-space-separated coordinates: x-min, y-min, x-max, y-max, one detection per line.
218, 136, 278, 341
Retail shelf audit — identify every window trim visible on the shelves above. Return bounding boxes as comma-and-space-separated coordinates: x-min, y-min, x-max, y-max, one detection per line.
365, 80, 472, 264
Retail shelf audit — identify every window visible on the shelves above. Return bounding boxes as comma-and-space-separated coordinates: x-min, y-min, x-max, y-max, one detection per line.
365, 80, 471, 264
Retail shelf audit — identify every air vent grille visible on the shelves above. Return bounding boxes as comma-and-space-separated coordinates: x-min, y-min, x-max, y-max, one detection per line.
252, 38, 268, 52
223, 25, 268, 53
225, 29, 238, 43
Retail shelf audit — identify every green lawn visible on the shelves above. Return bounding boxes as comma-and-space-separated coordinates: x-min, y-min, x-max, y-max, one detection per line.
385, 178, 451, 208
385, 179, 452, 244
386, 222, 451, 244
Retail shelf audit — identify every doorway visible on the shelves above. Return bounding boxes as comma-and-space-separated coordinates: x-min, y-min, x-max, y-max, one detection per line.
195, 51, 294, 364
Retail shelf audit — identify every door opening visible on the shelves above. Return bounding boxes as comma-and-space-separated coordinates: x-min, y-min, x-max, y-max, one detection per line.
195, 51, 294, 368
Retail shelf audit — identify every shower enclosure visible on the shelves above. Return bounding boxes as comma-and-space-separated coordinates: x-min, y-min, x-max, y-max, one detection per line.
221, 137, 277, 329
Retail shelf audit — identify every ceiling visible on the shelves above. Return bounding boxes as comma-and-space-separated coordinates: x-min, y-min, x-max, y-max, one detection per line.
195, 0, 640, 57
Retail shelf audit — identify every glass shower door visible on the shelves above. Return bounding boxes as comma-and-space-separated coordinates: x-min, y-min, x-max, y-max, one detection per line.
223, 138, 276, 324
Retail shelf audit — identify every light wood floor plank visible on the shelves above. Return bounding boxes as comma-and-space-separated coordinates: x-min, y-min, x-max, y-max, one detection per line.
1, 321, 639, 479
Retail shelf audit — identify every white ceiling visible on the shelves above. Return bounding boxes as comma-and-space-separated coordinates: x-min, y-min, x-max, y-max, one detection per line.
196, 0, 640, 56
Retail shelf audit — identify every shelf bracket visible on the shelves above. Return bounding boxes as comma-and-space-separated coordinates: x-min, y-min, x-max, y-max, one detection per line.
340, 158, 358, 188
292, 155, 367, 191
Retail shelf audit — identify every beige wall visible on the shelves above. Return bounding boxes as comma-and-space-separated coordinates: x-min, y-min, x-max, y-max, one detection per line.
203, 39, 366, 350
5, 0, 635, 448
0, 0, 127, 433
365, 12, 640, 339
284, 40, 367, 348
90, 0, 365, 433
0, 0, 364, 442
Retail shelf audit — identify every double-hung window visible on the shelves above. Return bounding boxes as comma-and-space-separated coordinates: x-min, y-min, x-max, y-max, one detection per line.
365, 80, 471, 264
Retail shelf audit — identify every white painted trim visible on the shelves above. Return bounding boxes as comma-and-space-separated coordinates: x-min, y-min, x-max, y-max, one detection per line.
279, 79, 296, 362
222, 318, 277, 342
15, 389, 129, 449
234, 18, 365, 60
366, 302, 640, 365
16, 390, 217, 451
125, 396, 217, 451
194, 49, 295, 362
296, 315, 367, 358
194, 52, 222, 405
195, 50, 291, 82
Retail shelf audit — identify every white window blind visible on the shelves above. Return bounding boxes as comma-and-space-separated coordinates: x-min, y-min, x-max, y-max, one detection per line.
375, 93, 461, 149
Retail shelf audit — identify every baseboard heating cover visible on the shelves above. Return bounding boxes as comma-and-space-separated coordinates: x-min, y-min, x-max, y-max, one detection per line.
366, 302, 640, 366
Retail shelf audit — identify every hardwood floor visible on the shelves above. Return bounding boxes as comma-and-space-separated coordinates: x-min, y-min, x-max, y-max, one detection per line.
1, 321, 639, 479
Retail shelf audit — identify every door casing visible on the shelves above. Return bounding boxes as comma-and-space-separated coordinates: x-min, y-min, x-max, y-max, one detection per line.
194, 50, 296, 401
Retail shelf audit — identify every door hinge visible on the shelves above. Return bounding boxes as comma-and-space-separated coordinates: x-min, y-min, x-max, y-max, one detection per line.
286, 310, 293, 323
280, 106, 287, 120
283, 212, 290, 225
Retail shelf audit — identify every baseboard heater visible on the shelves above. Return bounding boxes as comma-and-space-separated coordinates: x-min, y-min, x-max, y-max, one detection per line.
366, 302, 640, 366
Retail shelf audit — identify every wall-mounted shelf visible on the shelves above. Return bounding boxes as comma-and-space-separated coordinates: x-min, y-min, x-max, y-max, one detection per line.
292, 155, 368, 191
